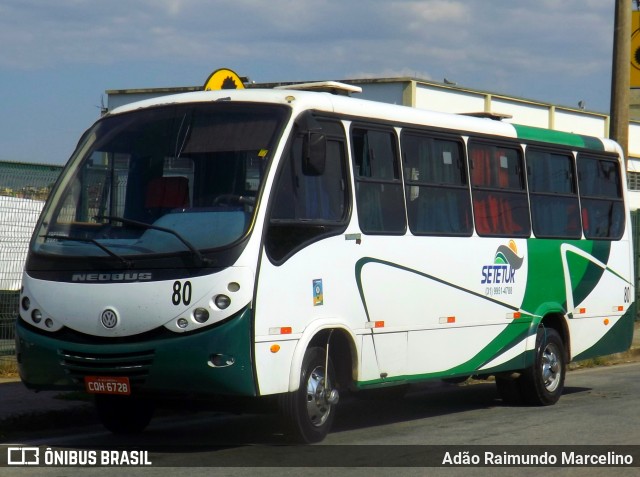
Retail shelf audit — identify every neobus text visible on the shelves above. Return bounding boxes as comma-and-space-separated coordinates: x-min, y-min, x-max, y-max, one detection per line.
71, 272, 153, 282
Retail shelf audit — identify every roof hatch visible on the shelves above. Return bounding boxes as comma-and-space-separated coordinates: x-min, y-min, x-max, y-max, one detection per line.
274, 81, 362, 96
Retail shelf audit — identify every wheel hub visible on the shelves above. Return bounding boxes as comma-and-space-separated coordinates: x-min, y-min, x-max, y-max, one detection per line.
305, 366, 336, 427
541, 343, 561, 392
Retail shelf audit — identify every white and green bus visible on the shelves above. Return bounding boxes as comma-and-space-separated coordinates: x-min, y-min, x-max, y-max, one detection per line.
16, 81, 635, 443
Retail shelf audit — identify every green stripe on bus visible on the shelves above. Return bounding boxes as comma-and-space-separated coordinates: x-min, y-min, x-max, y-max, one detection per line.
519, 239, 609, 317
513, 124, 604, 150
572, 305, 636, 361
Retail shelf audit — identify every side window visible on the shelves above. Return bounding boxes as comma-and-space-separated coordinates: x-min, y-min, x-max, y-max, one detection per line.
402, 132, 472, 235
578, 155, 624, 239
469, 141, 530, 237
270, 137, 347, 222
266, 118, 349, 262
351, 127, 406, 234
527, 148, 581, 239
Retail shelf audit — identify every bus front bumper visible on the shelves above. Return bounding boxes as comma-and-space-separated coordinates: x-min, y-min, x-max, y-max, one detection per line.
15, 307, 257, 398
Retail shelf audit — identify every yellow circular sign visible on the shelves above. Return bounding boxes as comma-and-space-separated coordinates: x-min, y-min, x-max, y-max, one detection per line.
632, 28, 640, 87
203, 68, 245, 91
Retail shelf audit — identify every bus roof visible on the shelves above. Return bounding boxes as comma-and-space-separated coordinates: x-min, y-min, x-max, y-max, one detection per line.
107, 87, 614, 154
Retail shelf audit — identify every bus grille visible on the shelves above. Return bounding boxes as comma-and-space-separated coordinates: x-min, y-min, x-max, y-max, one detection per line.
58, 349, 155, 387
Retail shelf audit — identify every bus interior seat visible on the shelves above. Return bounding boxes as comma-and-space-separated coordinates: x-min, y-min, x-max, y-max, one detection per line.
581, 207, 589, 233
145, 176, 190, 216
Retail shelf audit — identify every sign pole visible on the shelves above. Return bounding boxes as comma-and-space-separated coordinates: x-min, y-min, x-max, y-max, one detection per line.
610, 0, 631, 163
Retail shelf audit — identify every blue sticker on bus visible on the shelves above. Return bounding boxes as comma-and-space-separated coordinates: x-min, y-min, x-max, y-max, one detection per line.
313, 279, 323, 306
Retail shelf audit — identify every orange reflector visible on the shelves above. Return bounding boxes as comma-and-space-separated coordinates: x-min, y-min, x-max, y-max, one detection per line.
614, 306, 624, 312
577, 308, 586, 314
447, 316, 455, 323
365, 321, 385, 329
439, 316, 456, 324
604, 319, 610, 326
270, 344, 281, 353
281, 327, 292, 334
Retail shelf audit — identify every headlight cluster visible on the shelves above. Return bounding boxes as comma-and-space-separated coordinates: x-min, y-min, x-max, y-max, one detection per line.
173, 281, 240, 331
21, 292, 56, 330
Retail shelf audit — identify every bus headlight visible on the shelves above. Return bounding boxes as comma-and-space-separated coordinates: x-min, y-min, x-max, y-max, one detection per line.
214, 294, 231, 310
177, 318, 189, 329
31, 309, 42, 324
193, 308, 210, 323
22, 297, 30, 311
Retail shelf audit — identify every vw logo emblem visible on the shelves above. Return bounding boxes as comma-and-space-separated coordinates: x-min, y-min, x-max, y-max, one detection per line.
101, 309, 118, 329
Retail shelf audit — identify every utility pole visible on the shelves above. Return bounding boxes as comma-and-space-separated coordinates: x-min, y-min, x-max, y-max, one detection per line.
610, 0, 631, 163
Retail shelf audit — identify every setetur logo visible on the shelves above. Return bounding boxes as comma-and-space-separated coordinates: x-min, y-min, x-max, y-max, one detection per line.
481, 240, 524, 289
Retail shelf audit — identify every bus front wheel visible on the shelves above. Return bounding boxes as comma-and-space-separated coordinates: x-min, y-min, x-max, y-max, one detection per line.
519, 327, 566, 406
278, 346, 338, 443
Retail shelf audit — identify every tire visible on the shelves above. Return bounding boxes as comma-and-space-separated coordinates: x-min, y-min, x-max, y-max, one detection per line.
519, 327, 566, 406
279, 347, 337, 443
95, 394, 155, 435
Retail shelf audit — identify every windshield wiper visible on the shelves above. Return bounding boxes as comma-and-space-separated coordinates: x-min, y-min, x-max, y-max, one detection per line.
94, 215, 215, 267
42, 234, 133, 268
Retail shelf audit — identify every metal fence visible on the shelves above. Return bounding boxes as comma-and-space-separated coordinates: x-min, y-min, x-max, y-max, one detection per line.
0, 161, 61, 361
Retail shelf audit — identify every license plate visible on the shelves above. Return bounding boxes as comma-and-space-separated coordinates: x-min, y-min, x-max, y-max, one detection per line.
84, 376, 131, 396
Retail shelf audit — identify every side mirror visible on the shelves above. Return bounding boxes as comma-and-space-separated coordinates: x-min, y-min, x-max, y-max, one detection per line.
295, 111, 326, 176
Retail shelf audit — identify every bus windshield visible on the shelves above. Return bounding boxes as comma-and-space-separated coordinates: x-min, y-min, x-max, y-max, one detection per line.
33, 102, 288, 262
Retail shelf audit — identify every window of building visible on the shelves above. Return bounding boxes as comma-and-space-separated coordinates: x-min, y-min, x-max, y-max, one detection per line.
627, 171, 640, 191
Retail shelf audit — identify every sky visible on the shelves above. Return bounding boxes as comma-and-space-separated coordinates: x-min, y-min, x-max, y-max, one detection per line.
0, 0, 624, 165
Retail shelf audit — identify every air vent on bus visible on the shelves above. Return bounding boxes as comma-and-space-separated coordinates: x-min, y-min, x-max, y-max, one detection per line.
274, 81, 362, 96
462, 112, 513, 121
58, 348, 155, 387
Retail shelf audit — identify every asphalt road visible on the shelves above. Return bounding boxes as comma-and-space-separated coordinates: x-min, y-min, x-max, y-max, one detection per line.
3, 362, 640, 476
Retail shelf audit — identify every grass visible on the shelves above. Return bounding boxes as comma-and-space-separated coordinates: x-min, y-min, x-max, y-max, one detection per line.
0, 359, 18, 378
571, 356, 608, 369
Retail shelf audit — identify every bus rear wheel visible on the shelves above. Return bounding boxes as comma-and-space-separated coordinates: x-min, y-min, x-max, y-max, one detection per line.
519, 327, 566, 406
94, 394, 155, 435
278, 346, 338, 443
